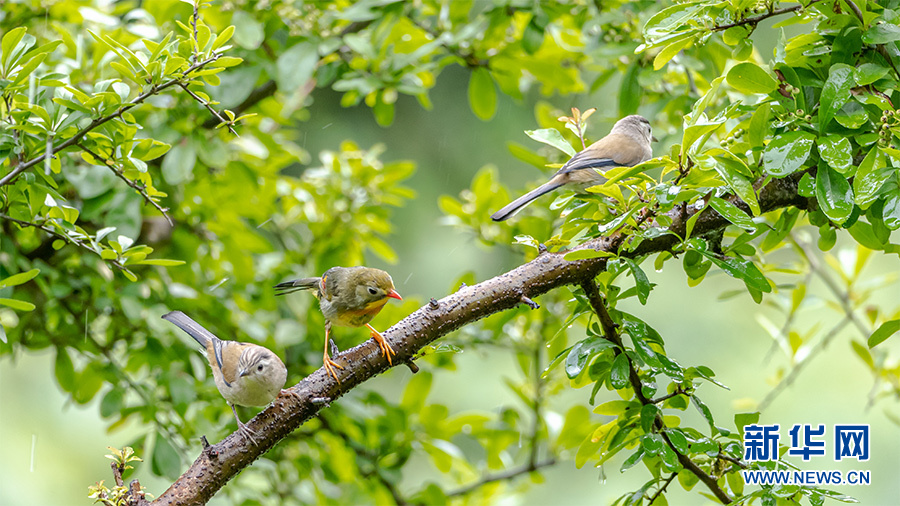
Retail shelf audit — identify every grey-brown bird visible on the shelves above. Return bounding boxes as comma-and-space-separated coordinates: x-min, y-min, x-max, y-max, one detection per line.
491, 114, 654, 221
275, 266, 402, 382
162, 310, 293, 444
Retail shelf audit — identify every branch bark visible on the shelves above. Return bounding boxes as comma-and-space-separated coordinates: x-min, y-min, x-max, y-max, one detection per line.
146, 175, 807, 505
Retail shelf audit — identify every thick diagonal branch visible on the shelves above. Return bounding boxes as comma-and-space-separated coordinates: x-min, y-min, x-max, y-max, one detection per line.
147, 175, 806, 505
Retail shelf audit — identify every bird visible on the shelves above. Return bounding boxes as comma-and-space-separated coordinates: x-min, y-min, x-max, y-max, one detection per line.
274, 266, 402, 382
161, 310, 293, 445
491, 114, 655, 221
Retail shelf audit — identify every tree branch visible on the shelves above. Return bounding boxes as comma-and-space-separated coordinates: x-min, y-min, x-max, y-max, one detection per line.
580, 278, 732, 504
76, 143, 174, 226
148, 174, 806, 505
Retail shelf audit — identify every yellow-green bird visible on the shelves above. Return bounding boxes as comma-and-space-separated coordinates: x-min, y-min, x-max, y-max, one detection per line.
275, 266, 402, 381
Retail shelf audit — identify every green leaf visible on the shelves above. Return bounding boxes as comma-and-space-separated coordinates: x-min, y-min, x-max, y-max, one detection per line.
620, 447, 645, 472
682, 121, 724, 155
525, 128, 577, 157
211, 25, 235, 51
563, 248, 614, 261
862, 22, 900, 44
641, 433, 663, 455
734, 412, 760, 435
709, 150, 760, 215
100, 389, 124, 418
468, 67, 497, 121
151, 432, 182, 479
1, 27, 27, 68
55, 348, 76, 390
819, 64, 854, 131
594, 400, 634, 416
134, 259, 186, 266
834, 100, 867, 129
566, 337, 617, 378
640, 404, 660, 433
691, 394, 716, 433
653, 34, 694, 70
0, 298, 35, 311
621, 258, 650, 305
868, 319, 900, 348
709, 197, 756, 231
0, 268, 40, 288
817, 136, 852, 173
725, 62, 777, 94
618, 62, 641, 116
276, 42, 318, 92
609, 353, 629, 389
400, 370, 433, 411
161, 141, 196, 185
231, 10, 264, 49
748, 102, 771, 149
695, 249, 772, 293
816, 163, 854, 225
854, 147, 889, 208
884, 185, 900, 230
763, 131, 815, 176
0, 323, 5, 343
666, 429, 689, 454
855, 63, 890, 85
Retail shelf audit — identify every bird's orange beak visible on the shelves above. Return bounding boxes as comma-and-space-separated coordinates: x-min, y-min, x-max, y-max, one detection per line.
387, 289, 402, 300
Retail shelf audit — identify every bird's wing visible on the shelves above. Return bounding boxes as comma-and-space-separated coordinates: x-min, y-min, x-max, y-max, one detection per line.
274, 277, 321, 296
559, 132, 648, 174
218, 341, 249, 385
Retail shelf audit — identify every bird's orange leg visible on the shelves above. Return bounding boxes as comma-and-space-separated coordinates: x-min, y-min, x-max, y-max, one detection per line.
366, 324, 395, 365
323, 322, 344, 382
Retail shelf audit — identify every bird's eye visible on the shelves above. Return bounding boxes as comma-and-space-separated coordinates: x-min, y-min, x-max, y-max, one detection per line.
368, 287, 378, 295
257, 365, 264, 371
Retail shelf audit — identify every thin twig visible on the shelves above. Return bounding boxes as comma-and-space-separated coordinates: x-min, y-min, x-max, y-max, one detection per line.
0, 212, 125, 270
843, 0, 865, 25
790, 234, 869, 336
0, 54, 222, 187
191, 2, 199, 64
758, 317, 852, 411
712, 0, 823, 31
445, 459, 557, 497
716, 452, 748, 470
177, 82, 239, 136
648, 472, 677, 505
649, 388, 685, 405
201, 80, 276, 129
76, 143, 173, 226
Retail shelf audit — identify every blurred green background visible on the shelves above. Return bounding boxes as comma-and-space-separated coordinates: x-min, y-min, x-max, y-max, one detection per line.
2, 62, 898, 504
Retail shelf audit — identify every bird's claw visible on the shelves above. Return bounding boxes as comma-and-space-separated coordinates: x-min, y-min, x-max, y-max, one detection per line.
237, 421, 259, 446
323, 356, 344, 383
369, 328, 396, 365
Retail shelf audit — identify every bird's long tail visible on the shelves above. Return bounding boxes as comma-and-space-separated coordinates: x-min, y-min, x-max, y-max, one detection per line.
490, 179, 565, 222
162, 310, 218, 347
274, 277, 321, 296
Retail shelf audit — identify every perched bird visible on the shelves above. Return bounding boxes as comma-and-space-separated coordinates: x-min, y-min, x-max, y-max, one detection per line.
491, 114, 655, 221
162, 310, 292, 444
275, 266, 402, 381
